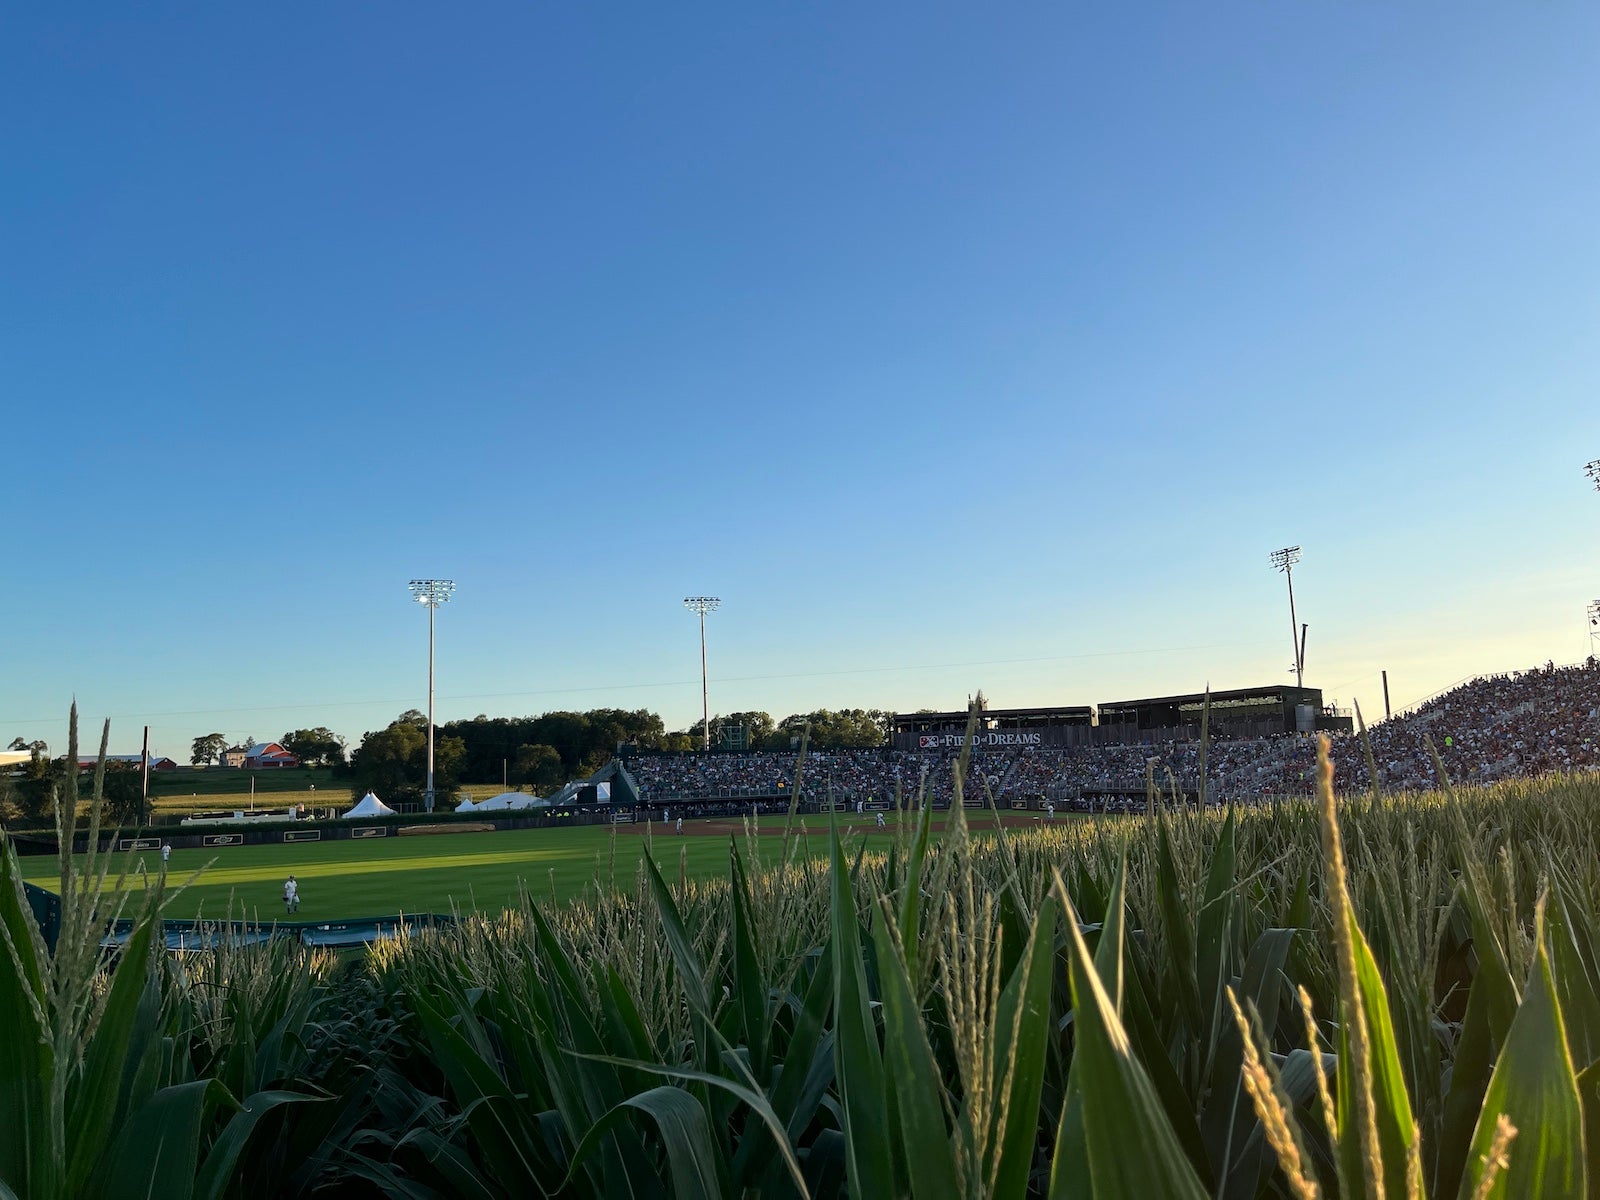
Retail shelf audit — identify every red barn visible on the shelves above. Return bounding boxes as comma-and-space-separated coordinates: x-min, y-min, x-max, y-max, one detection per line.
242, 742, 300, 769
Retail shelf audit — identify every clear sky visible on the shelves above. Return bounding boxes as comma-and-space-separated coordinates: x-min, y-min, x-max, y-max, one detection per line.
3, 3, 1597, 758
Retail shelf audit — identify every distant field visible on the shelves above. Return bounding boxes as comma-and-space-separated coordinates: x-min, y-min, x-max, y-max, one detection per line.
18, 812, 971, 920
147, 767, 524, 815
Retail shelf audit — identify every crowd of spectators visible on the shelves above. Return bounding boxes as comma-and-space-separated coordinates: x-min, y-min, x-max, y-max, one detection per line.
1267, 659, 1600, 794
625, 661, 1600, 806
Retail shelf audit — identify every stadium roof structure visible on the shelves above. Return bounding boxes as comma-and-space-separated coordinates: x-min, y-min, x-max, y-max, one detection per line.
1097, 684, 1324, 733
1097, 684, 1323, 710
891, 705, 1096, 733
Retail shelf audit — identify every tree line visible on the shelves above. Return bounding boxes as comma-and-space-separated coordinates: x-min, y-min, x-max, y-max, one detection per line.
338, 706, 895, 805
4, 706, 898, 822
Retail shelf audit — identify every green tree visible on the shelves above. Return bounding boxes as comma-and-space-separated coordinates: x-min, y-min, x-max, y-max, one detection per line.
775, 708, 892, 749
100, 764, 149, 826
347, 720, 463, 806
689, 712, 776, 751
281, 727, 347, 767
190, 732, 227, 766
513, 743, 565, 792
7, 748, 60, 825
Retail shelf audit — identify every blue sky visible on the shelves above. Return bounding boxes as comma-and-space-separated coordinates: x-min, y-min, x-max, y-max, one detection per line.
3, 3, 1597, 757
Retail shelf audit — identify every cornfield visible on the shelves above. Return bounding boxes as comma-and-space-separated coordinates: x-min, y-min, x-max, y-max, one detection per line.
2, 707, 1598, 1196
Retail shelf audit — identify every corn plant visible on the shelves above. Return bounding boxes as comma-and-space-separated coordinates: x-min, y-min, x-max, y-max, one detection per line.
0, 707, 313, 1200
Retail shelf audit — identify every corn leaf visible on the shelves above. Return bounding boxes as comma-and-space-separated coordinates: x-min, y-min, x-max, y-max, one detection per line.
0, 846, 47, 1198
729, 840, 771, 1081
988, 895, 1058, 1199
871, 905, 960, 1200
829, 825, 895, 1197
563, 1085, 728, 1199
193, 1089, 319, 1200
1458, 930, 1586, 1200
1335, 907, 1417, 1200
1056, 876, 1209, 1200
100, 1078, 236, 1200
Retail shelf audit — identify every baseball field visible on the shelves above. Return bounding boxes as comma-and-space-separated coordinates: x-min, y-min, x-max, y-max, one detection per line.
17, 810, 1057, 921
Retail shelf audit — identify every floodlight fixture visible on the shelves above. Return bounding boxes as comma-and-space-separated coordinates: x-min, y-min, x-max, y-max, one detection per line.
1585, 460, 1600, 490
408, 578, 455, 811
409, 579, 455, 608
1269, 547, 1304, 689
684, 597, 721, 750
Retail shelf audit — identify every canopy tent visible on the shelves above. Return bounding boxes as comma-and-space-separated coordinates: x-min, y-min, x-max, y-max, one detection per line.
454, 797, 479, 814
341, 792, 397, 819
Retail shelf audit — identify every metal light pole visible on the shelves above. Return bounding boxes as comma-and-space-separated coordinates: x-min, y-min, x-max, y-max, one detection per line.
1270, 546, 1304, 689
409, 579, 455, 810
1588, 600, 1600, 660
683, 596, 720, 750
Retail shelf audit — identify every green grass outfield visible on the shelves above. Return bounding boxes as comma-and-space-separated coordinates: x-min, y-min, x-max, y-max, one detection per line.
17, 814, 992, 922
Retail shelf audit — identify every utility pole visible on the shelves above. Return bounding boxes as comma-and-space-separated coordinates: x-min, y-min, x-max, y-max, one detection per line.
409, 579, 456, 811
1270, 546, 1304, 688
683, 596, 721, 751
140, 725, 150, 827
1382, 670, 1391, 720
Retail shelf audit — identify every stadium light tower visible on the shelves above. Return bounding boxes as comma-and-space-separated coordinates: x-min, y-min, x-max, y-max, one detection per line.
1269, 546, 1304, 689
408, 579, 455, 811
683, 596, 720, 751
1589, 600, 1600, 659
1586, 460, 1600, 492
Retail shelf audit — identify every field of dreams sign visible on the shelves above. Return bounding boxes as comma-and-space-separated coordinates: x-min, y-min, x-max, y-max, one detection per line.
916, 731, 1043, 750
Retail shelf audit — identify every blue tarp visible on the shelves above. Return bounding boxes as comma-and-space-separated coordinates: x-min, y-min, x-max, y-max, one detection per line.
97, 912, 456, 952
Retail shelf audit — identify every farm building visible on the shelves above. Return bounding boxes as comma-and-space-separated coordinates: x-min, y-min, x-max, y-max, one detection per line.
220, 742, 301, 769
72, 754, 178, 771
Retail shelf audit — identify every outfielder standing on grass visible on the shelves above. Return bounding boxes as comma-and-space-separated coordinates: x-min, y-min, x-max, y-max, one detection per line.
283, 875, 299, 914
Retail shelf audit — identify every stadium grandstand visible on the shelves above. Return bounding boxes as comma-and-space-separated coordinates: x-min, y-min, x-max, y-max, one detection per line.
624, 661, 1600, 811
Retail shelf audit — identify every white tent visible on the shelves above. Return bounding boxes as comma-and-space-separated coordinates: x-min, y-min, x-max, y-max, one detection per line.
342, 792, 397, 819
454, 797, 480, 814
474, 791, 536, 811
